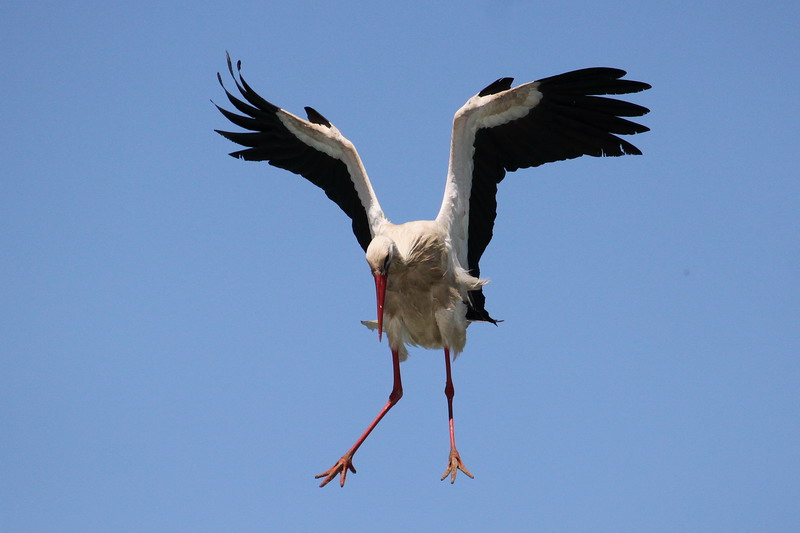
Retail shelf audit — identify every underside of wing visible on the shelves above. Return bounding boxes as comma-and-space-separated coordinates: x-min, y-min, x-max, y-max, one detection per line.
439, 67, 651, 322
214, 54, 385, 251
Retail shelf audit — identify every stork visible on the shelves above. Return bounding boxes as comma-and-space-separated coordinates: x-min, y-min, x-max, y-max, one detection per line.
214, 55, 650, 487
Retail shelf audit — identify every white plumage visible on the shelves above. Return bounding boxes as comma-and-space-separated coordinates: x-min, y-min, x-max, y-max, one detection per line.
215, 55, 650, 487
364, 221, 487, 361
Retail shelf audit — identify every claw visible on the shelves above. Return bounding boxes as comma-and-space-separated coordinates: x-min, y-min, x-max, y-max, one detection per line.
440, 447, 474, 484
315, 454, 357, 488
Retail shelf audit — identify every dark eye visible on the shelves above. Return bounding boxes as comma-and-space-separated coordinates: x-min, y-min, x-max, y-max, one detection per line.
382, 255, 392, 274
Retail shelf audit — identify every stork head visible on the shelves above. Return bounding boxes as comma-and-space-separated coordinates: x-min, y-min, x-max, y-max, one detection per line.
365, 236, 396, 341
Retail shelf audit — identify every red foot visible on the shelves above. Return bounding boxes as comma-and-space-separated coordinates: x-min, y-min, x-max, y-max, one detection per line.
315, 454, 356, 488
440, 447, 474, 484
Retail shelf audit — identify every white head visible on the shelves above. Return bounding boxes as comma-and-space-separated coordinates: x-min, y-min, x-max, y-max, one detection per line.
365, 235, 396, 276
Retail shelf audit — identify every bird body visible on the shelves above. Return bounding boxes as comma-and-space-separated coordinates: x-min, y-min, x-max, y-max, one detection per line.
214, 55, 650, 487
365, 220, 486, 361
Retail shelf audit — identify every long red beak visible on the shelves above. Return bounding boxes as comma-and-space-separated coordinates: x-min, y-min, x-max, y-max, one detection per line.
373, 272, 387, 341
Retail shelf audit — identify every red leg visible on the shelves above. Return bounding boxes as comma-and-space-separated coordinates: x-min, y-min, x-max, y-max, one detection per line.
316, 348, 403, 487
440, 347, 474, 483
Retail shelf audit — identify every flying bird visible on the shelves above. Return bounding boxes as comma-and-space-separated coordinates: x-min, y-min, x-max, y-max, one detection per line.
214, 54, 650, 487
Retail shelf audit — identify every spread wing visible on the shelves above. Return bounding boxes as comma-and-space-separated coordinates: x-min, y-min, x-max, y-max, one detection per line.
214, 54, 387, 251
436, 68, 651, 322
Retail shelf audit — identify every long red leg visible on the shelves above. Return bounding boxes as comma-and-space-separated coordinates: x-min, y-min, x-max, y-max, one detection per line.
441, 347, 474, 483
316, 348, 403, 487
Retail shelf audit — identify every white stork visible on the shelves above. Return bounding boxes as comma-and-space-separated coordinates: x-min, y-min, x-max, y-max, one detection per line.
214, 55, 650, 487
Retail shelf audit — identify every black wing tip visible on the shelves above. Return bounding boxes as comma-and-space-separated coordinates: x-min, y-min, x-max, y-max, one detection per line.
479, 77, 514, 97
466, 307, 502, 325
224, 51, 241, 74
215, 53, 281, 119
465, 290, 502, 324
536, 67, 651, 96
621, 80, 652, 94
305, 106, 332, 127
213, 129, 248, 154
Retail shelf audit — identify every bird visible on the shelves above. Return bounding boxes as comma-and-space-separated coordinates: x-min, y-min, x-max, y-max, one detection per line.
214, 54, 650, 488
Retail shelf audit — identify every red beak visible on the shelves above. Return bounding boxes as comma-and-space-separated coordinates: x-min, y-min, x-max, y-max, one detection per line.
373, 272, 387, 341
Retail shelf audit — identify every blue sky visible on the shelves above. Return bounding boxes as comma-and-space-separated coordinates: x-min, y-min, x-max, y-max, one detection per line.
2, 1, 798, 531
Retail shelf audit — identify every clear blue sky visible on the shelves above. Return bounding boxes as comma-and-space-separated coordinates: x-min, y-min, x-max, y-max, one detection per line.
2, 1, 798, 531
